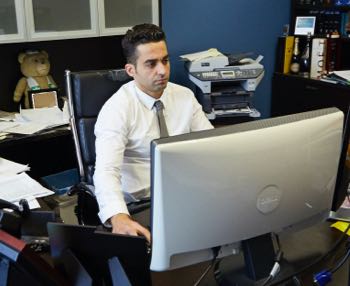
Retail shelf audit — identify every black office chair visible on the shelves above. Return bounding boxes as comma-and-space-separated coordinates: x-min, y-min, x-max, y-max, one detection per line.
65, 69, 151, 226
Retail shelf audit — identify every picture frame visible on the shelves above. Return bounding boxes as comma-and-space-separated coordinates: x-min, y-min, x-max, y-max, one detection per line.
28, 88, 58, 109
294, 16, 316, 35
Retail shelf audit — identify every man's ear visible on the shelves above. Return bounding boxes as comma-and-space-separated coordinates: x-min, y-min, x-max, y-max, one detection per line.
125, 63, 135, 77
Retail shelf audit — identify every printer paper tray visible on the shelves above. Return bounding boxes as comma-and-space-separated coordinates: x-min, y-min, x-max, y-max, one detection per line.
206, 107, 261, 120
213, 102, 250, 110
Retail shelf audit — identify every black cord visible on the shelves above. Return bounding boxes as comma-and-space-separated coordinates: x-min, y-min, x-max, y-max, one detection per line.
330, 245, 350, 274
313, 245, 350, 285
261, 275, 273, 286
212, 235, 283, 286
0, 198, 30, 217
274, 233, 281, 251
259, 250, 283, 286
213, 259, 223, 284
193, 246, 221, 286
273, 222, 350, 285
292, 276, 303, 286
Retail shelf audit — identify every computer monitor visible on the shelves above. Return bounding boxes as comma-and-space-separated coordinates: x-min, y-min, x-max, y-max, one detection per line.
47, 223, 151, 286
150, 107, 344, 272
330, 104, 350, 218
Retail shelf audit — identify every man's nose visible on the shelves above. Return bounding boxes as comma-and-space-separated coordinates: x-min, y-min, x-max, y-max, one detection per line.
156, 62, 167, 75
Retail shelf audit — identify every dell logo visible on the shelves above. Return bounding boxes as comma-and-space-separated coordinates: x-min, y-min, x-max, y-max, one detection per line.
256, 185, 282, 214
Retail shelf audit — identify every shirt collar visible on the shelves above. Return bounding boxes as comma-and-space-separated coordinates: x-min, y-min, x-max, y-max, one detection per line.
134, 81, 169, 110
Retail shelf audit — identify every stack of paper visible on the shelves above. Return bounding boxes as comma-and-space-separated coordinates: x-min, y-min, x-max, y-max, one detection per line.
0, 106, 69, 135
180, 48, 225, 61
0, 157, 54, 209
323, 70, 350, 86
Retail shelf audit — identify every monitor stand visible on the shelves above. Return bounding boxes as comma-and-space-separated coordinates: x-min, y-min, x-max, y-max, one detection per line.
329, 194, 350, 223
218, 233, 276, 286
217, 231, 327, 286
59, 249, 133, 286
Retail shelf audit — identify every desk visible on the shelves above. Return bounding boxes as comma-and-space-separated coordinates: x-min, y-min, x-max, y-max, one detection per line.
152, 222, 349, 286
2, 209, 348, 286
271, 73, 350, 117
0, 126, 77, 180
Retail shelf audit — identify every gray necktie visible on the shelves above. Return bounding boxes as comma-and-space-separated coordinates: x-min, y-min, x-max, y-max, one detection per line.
154, 100, 169, 138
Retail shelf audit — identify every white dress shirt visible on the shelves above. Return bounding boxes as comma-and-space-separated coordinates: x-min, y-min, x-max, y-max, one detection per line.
94, 80, 213, 223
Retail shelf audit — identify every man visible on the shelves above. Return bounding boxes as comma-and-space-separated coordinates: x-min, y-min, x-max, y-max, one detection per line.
94, 24, 213, 242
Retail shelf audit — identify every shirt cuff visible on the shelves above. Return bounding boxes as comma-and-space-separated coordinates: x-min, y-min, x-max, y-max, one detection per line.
98, 203, 130, 224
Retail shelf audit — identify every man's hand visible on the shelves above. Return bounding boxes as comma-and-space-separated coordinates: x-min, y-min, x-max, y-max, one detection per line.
110, 213, 151, 243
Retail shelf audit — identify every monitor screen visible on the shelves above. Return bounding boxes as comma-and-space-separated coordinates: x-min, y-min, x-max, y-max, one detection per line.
150, 108, 344, 271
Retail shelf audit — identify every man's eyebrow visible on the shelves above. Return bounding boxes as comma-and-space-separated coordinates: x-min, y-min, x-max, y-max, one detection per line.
144, 55, 169, 64
144, 59, 157, 65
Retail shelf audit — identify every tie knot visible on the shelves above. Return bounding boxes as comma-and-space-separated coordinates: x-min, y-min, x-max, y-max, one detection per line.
154, 100, 164, 112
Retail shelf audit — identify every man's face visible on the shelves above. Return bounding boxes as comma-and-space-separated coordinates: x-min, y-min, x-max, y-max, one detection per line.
125, 40, 170, 99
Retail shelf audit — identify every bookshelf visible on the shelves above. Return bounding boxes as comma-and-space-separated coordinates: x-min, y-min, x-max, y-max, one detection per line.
272, 1, 350, 118
293, 0, 350, 71
292, 0, 350, 36
276, 0, 350, 77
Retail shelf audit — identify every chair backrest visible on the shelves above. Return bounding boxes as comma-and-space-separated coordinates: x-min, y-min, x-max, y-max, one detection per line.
65, 69, 131, 184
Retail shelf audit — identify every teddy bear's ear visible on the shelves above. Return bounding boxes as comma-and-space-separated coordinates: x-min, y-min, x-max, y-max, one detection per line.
40, 50, 49, 59
18, 53, 26, 64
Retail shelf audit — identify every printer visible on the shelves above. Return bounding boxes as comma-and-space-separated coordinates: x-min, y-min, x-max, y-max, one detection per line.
181, 49, 264, 119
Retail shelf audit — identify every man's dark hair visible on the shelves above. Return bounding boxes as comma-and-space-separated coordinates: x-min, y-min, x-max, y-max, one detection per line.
122, 23, 166, 65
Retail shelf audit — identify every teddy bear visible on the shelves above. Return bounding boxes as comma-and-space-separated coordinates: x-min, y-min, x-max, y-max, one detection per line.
13, 50, 57, 109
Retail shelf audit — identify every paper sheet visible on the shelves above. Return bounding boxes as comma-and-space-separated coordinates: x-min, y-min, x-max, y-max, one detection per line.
0, 121, 20, 132
13, 196, 41, 210
180, 48, 224, 62
0, 106, 69, 135
0, 157, 54, 210
331, 221, 350, 236
0, 172, 54, 203
333, 70, 350, 82
4, 121, 52, 135
0, 157, 30, 175
0, 110, 16, 121
18, 106, 68, 126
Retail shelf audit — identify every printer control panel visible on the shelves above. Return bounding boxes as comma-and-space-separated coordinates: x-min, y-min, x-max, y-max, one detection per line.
191, 68, 263, 81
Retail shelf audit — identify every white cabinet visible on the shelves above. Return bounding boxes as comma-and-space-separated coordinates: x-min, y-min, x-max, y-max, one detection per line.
0, 0, 26, 43
98, 0, 159, 36
0, 0, 159, 43
25, 0, 98, 41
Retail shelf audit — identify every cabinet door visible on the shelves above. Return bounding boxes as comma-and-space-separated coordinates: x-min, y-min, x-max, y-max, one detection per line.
0, 0, 26, 43
98, 0, 159, 36
25, 0, 98, 41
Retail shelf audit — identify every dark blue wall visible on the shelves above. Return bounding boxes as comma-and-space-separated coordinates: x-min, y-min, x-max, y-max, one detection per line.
161, 0, 291, 118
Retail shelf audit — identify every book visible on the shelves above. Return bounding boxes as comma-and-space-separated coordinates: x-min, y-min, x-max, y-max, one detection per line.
310, 38, 327, 79
275, 36, 294, 74
325, 37, 341, 73
283, 36, 295, 74
340, 11, 350, 37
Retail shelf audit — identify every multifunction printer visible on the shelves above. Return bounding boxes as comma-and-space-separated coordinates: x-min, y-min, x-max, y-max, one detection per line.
181, 49, 264, 119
